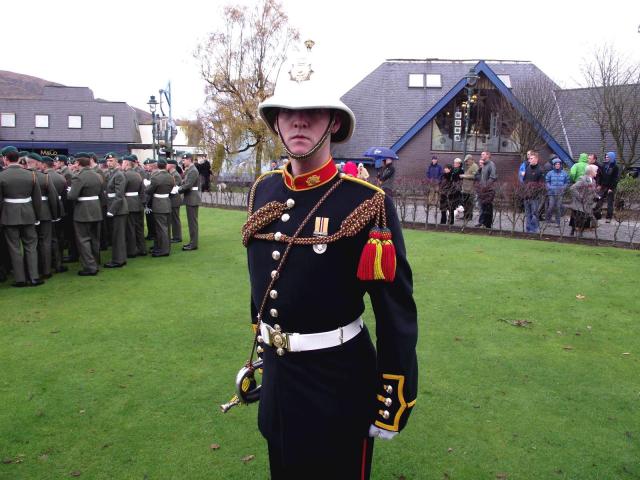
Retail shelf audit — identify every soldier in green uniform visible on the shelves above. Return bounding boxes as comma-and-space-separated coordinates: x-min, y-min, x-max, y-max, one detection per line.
67, 153, 105, 276
122, 155, 146, 257
167, 159, 183, 243
43, 156, 68, 274
0, 148, 44, 286
56, 154, 78, 263
178, 153, 201, 251
104, 152, 128, 268
145, 159, 173, 257
27, 153, 59, 279
143, 159, 157, 241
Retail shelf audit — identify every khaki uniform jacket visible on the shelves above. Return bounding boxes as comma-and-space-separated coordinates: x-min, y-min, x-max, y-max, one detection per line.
170, 170, 182, 208
106, 169, 129, 216
93, 166, 107, 207
0, 164, 43, 225
179, 165, 201, 206
145, 170, 173, 214
46, 168, 67, 217
35, 170, 59, 221
68, 168, 105, 222
124, 170, 145, 213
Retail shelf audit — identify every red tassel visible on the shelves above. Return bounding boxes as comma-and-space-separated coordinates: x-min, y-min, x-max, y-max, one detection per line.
357, 229, 382, 281
380, 229, 396, 282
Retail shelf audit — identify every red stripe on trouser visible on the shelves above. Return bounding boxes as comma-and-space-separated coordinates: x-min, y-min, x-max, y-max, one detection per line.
361, 438, 368, 480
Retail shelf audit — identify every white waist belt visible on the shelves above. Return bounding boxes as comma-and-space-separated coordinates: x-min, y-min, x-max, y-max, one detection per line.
260, 317, 363, 353
4, 197, 32, 203
107, 193, 116, 198
154, 193, 169, 198
78, 196, 99, 201
41, 196, 48, 201
58, 195, 62, 200
125, 192, 139, 197
191, 187, 198, 190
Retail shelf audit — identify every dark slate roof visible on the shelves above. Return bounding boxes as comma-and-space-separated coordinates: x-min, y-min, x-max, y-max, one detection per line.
0, 70, 141, 143
333, 60, 572, 161
555, 87, 617, 158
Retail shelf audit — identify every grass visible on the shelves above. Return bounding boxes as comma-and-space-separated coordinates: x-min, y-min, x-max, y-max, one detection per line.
1, 207, 638, 479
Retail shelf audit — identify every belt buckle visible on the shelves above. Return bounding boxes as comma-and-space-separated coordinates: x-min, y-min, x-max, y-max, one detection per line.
269, 324, 289, 356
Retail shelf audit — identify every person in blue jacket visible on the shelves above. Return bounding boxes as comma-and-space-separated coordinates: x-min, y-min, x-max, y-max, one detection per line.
545, 158, 569, 226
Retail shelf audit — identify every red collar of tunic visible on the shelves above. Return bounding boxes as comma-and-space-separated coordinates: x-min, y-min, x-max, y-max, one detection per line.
282, 157, 338, 191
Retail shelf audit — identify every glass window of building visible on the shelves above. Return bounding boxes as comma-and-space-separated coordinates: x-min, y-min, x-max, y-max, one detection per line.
431, 76, 519, 153
35, 114, 49, 128
1, 113, 16, 127
408, 74, 424, 88
100, 115, 114, 129
68, 115, 82, 129
425, 74, 442, 88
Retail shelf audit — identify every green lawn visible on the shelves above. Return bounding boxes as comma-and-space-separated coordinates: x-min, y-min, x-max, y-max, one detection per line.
1, 208, 638, 479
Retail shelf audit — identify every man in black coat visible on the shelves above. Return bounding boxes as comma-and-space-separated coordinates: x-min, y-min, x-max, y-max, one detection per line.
239, 47, 418, 480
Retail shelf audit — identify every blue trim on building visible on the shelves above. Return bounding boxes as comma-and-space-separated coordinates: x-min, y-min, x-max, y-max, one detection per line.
391, 61, 573, 165
0, 141, 131, 157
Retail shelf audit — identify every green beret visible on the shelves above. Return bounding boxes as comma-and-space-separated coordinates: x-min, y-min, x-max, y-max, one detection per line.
89, 153, 98, 160
157, 159, 167, 167
55, 155, 69, 163
27, 152, 43, 162
75, 152, 91, 159
144, 158, 157, 165
167, 159, 178, 165
41, 156, 55, 166
181, 152, 193, 160
97, 158, 107, 164
18, 151, 30, 158
104, 152, 120, 160
1, 146, 18, 155
129, 154, 138, 161
121, 154, 131, 161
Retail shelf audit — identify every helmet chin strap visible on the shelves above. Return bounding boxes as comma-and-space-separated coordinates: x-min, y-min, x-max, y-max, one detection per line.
277, 112, 335, 161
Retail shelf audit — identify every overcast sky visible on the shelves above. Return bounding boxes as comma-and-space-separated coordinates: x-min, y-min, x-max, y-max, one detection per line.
2, 0, 639, 119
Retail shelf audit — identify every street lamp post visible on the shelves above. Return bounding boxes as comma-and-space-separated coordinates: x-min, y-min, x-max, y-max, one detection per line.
147, 95, 159, 161
462, 68, 480, 162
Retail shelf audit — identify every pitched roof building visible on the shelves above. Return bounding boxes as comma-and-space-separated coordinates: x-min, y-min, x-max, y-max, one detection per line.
332, 59, 620, 181
0, 70, 143, 157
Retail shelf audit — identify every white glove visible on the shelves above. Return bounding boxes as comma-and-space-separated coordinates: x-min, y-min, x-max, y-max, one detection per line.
53, 218, 61, 223
368, 424, 398, 440
143, 179, 151, 187
171, 185, 180, 195
66, 186, 71, 192
144, 207, 152, 214
106, 212, 114, 217
35, 220, 41, 226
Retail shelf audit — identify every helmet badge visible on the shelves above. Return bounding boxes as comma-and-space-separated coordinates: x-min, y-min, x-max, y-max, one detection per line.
288, 39, 315, 83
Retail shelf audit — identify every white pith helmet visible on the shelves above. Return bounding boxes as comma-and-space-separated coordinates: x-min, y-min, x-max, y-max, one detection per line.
258, 40, 355, 144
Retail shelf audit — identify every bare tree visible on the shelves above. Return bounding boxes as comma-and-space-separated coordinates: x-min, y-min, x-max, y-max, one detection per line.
194, 0, 298, 178
495, 71, 564, 162
582, 45, 640, 174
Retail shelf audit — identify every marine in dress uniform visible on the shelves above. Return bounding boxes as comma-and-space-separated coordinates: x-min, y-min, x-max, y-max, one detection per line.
178, 153, 201, 251
43, 156, 68, 274
0, 148, 44, 286
27, 153, 59, 280
104, 152, 129, 268
122, 155, 146, 257
67, 153, 105, 276
144, 159, 174, 257
240, 47, 418, 479
167, 160, 183, 243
